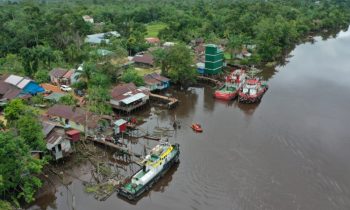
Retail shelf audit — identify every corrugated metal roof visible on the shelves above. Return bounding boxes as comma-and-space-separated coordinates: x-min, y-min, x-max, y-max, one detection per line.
42, 121, 56, 137
114, 119, 127, 126
5, 75, 23, 86
121, 93, 146, 105
17, 79, 31, 89
85, 31, 120, 44
44, 92, 66, 101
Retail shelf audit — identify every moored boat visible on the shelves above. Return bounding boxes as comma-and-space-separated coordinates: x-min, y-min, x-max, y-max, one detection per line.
214, 69, 246, 101
191, 123, 203, 132
117, 142, 180, 201
238, 78, 268, 103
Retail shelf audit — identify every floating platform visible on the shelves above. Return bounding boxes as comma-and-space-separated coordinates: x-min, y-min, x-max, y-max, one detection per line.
149, 93, 178, 109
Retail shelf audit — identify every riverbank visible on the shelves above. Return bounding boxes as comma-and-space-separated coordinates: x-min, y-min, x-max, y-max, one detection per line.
25, 25, 350, 210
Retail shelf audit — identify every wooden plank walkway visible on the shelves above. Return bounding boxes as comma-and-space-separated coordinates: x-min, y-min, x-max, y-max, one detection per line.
197, 76, 223, 86
87, 136, 134, 156
149, 93, 178, 109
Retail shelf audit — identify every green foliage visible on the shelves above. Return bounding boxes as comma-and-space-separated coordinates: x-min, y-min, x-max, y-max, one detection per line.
34, 69, 50, 84
4, 99, 45, 151
17, 113, 45, 151
146, 22, 167, 37
0, 200, 13, 210
0, 54, 24, 75
121, 67, 145, 86
58, 93, 78, 106
0, 131, 45, 203
4, 99, 27, 124
153, 44, 197, 86
30, 94, 45, 105
87, 86, 112, 115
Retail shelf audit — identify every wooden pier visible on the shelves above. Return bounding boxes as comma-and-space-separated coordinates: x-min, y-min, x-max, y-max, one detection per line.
197, 75, 223, 86
149, 93, 178, 109
87, 136, 139, 157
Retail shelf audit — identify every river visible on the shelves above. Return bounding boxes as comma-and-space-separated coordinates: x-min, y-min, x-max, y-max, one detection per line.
28, 27, 350, 210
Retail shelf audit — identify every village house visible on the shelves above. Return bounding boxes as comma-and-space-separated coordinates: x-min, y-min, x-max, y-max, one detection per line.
163, 42, 175, 47
143, 73, 170, 91
82, 15, 94, 24
110, 83, 150, 113
47, 104, 106, 135
49, 68, 74, 85
85, 31, 121, 44
145, 37, 160, 46
132, 53, 154, 68
42, 121, 72, 160
0, 74, 44, 104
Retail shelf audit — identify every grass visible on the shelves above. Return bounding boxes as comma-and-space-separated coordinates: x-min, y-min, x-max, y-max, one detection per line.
146, 22, 167, 37
224, 52, 232, 60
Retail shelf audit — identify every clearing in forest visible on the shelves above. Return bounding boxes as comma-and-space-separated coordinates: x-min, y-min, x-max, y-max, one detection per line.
146, 22, 167, 37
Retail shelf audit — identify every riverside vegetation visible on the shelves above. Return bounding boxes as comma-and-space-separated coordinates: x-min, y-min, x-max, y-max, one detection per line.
1, 0, 350, 208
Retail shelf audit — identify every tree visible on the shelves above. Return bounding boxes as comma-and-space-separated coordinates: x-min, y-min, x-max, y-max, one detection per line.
30, 94, 45, 105
58, 94, 78, 106
4, 99, 27, 124
121, 67, 145, 86
0, 54, 24, 75
34, 69, 49, 84
0, 120, 5, 131
0, 131, 45, 203
154, 44, 197, 86
75, 62, 95, 85
16, 113, 45, 151
87, 86, 112, 115
152, 48, 171, 75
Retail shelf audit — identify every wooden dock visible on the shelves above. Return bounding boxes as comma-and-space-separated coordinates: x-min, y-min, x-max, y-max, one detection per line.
87, 136, 137, 157
149, 93, 178, 109
197, 75, 223, 86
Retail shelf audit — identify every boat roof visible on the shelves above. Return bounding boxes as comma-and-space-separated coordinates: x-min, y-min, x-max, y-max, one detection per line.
246, 79, 259, 85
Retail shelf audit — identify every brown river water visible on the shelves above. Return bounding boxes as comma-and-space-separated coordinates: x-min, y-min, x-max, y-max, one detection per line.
28, 27, 350, 210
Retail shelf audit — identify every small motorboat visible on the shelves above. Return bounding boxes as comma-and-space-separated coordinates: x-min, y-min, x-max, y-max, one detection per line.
191, 123, 203, 132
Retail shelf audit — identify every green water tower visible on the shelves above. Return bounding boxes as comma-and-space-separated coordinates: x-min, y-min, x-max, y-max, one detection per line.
204, 44, 223, 75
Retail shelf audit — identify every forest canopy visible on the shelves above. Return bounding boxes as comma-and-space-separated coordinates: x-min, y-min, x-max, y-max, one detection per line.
0, 0, 350, 75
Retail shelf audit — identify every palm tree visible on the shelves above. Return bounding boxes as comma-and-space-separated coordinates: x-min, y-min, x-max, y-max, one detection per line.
74, 62, 95, 84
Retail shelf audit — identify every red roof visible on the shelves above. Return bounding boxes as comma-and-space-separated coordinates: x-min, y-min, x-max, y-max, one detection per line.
110, 83, 149, 101
132, 54, 154, 66
144, 73, 170, 85
66, 129, 80, 136
50, 68, 68, 78
63, 70, 74, 79
47, 104, 102, 128
0, 78, 22, 100
145, 37, 160, 44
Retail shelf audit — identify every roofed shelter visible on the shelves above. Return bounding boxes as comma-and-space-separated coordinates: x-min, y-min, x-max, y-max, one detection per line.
110, 83, 150, 113
47, 104, 107, 135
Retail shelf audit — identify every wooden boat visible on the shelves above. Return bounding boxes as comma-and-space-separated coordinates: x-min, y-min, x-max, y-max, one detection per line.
214, 69, 246, 101
238, 78, 268, 103
191, 123, 203, 132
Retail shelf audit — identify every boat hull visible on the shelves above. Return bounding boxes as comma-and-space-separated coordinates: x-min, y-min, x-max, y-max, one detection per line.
214, 90, 238, 101
117, 144, 180, 201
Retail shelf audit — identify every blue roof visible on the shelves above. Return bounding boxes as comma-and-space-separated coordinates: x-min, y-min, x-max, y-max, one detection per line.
22, 81, 44, 95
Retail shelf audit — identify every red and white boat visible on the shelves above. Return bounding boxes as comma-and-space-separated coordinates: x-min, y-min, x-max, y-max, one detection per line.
238, 78, 268, 103
214, 69, 246, 101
